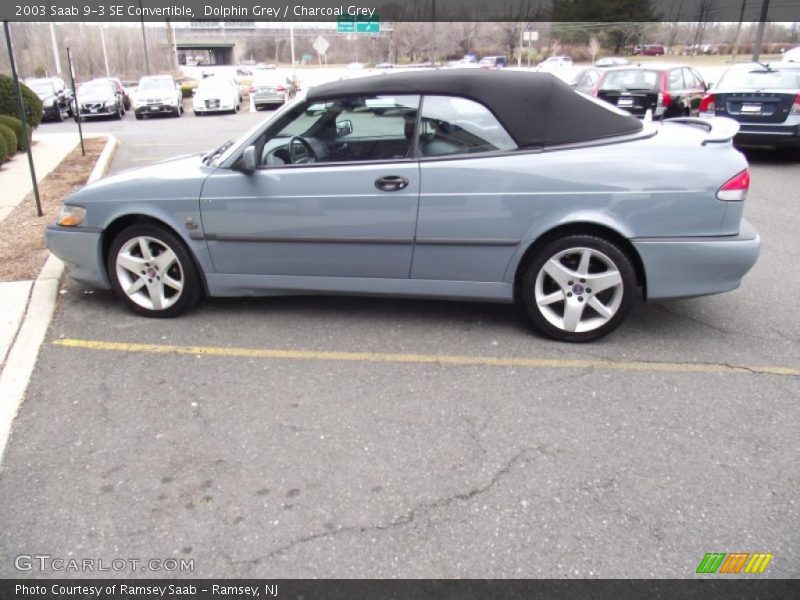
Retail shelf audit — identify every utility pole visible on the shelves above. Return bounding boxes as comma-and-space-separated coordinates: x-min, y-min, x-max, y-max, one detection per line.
99, 25, 110, 77
752, 0, 770, 63
49, 23, 62, 76
138, 0, 150, 75
4, 21, 42, 216
165, 19, 178, 70
732, 0, 747, 61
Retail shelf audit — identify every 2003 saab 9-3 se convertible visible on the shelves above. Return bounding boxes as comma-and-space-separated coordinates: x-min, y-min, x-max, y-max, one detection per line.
46, 71, 760, 342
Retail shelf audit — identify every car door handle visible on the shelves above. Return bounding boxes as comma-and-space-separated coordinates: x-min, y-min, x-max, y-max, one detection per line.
375, 175, 409, 192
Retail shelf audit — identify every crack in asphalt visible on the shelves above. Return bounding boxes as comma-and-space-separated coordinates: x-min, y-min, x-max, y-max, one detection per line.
227, 445, 546, 571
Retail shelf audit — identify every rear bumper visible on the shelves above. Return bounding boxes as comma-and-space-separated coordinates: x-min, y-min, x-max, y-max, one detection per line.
253, 92, 284, 105
700, 112, 800, 147
45, 225, 111, 290
633, 219, 760, 300
735, 123, 800, 148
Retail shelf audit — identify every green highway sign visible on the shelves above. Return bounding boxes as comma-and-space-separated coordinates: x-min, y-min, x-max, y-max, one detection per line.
337, 16, 355, 33
338, 15, 380, 34
356, 17, 380, 34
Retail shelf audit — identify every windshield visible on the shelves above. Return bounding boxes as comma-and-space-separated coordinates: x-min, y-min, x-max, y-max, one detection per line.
717, 67, 800, 90
29, 81, 55, 96
253, 71, 287, 85
139, 78, 174, 92
79, 81, 114, 95
599, 69, 659, 91
213, 96, 304, 167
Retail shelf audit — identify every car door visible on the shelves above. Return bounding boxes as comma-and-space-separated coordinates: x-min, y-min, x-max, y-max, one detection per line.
200, 94, 421, 278
683, 68, 707, 114
412, 95, 523, 282
666, 68, 688, 117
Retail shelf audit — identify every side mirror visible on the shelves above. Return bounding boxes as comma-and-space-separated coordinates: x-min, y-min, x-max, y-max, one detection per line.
336, 119, 353, 137
242, 145, 257, 173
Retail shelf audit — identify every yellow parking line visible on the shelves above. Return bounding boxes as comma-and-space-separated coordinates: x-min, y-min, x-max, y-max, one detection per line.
52, 338, 800, 378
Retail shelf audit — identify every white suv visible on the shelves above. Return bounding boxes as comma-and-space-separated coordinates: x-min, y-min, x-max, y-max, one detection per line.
133, 75, 183, 119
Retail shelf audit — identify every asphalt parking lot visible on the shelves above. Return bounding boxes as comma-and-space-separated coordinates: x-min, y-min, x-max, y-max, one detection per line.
0, 105, 798, 578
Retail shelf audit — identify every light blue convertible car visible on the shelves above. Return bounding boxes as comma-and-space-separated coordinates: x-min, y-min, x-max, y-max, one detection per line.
46, 71, 760, 341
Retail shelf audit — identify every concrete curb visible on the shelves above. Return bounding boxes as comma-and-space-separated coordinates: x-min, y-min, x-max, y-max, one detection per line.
0, 134, 119, 465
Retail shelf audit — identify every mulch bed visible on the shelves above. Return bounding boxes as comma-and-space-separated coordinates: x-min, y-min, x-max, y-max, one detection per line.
0, 137, 105, 281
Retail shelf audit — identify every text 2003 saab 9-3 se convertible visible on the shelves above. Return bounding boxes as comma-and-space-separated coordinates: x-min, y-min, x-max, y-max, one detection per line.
46, 71, 760, 342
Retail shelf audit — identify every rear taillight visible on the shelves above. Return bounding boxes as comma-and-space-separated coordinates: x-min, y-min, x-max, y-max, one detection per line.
700, 93, 715, 112
791, 93, 800, 115
717, 169, 750, 201
276, 85, 286, 93
658, 72, 671, 107
248, 86, 255, 93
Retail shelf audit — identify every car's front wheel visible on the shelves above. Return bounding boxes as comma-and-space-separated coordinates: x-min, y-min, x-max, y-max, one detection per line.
520, 235, 637, 342
108, 224, 202, 318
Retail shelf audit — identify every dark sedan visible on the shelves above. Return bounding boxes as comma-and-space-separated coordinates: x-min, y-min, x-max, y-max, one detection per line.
596, 64, 707, 119
700, 63, 800, 149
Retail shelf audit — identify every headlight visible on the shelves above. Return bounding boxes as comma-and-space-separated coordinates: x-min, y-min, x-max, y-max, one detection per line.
133, 97, 145, 108
56, 205, 86, 227
47, 98, 57, 107
104, 99, 115, 107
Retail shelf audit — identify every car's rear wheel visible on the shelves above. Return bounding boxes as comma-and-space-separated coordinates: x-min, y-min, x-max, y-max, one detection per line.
108, 224, 201, 318
520, 235, 637, 342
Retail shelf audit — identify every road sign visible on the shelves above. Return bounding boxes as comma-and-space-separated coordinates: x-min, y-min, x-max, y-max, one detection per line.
356, 17, 380, 34
337, 16, 355, 33
301, 53, 313, 62
312, 35, 330, 56
523, 31, 539, 42
338, 15, 380, 34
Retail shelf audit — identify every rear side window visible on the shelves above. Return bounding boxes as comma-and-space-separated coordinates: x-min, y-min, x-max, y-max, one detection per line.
418, 96, 517, 157
668, 69, 685, 91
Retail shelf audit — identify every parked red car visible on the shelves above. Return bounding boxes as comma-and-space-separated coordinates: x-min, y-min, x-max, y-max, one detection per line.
633, 44, 666, 56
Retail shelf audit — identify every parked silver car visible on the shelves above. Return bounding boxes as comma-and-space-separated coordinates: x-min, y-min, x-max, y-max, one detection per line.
250, 70, 289, 110
46, 71, 760, 341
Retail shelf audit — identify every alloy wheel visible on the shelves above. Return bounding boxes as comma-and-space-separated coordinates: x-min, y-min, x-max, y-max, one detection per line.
115, 236, 184, 311
534, 247, 624, 334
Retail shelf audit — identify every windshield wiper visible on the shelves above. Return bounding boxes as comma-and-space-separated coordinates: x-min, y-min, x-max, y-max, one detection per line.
203, 140, 234, 165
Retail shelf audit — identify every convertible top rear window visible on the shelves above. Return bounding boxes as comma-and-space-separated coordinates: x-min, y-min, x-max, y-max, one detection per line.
307, 70, 643, 148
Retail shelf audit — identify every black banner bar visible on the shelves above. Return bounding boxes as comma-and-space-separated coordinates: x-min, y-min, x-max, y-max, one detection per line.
4, 0, 800, 23
2, 579, 800, 600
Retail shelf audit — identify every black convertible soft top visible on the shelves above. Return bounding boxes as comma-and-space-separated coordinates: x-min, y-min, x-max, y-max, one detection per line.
307, 70, 643, 148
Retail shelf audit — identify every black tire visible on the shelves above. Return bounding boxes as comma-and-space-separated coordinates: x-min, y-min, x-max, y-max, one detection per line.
115, 104, 123, 120
107, 223, 202, 318
519, 234, 638, 342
